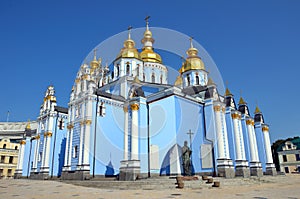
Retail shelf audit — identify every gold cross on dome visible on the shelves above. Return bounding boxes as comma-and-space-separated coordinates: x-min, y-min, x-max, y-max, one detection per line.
145, 15, 150, 29
189, 36, 194, 48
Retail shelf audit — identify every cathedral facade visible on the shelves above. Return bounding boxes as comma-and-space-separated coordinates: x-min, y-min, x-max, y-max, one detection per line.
15, 22, 276, 180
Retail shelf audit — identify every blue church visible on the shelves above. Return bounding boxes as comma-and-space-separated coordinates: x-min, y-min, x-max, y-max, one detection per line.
15, 21, 276, 180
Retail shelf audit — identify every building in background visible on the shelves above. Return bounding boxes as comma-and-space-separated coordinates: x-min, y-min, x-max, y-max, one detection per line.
16, 20, 276, 180
0, 122, 38, 179
0, 138, 19, 178
273, 137, 300, 174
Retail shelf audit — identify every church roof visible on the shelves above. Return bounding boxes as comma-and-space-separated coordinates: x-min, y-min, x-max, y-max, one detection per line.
95, 90, 126, 102
54, 106, 68, 114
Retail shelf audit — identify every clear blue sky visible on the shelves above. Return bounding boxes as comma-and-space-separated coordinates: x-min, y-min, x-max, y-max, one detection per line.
0, 0, 299, 143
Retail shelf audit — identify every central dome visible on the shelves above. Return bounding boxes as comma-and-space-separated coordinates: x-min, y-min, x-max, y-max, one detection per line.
140, 22, 162, 63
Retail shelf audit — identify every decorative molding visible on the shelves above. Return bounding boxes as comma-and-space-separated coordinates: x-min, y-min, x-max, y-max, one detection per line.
67, 124, 74, 129
213, 105, 221, 112
82, 74, 89, 80
44, 132, 53, 137
20, 140, 26, 145
246, 119, 255, 126
130, 103, 139, 111
262, 126, 269, 132
123, 106, 128, 112
221, 107, 225, 113
85, 120, 92, 125
231, 113, 241, 120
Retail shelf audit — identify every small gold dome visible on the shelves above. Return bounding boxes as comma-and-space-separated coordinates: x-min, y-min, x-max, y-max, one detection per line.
90, 50, 100, 70
174, 76, 182, 86
116, 29, 140, 60
180, 39, 205, 74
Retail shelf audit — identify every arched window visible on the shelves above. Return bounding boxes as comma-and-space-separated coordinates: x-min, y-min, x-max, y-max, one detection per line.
111, 71, 114, 79
196, 75, 200, 85
136, 64, 140, 77
187, 75, 190, 86
160, 75, 163, 84
38, 152, 42, 162
117, 64, 120, 77
143, 73, 145, 81
15, 146, 18, 150
151, 73, 155, 83
99, 102, 106, 117
3, 144, 6, 149
58, 118, 65, 130
126, 63, 130, 75
73, 146, 78, 158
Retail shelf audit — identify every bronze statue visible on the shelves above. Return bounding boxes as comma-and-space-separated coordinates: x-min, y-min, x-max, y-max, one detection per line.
182, 140, 192, 176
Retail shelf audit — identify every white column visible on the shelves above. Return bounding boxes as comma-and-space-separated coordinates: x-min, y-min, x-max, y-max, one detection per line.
246, 119, 256, 162
262, 126, 273, 164
32, 135, 40, 170
63, 127, 70, 169
16, 140, 26, 172
83, 121, 91, 168
78, 122, 84, 166
251, 124, 259, 162
68, 128, 73, 166
221, 108, 230, 159
123, 106, 129, 160
130, 103, 139, 160
43, 132, 52, 171
214, 105, 225, 159
232, 113, 243, 160
82, 100, 92, 169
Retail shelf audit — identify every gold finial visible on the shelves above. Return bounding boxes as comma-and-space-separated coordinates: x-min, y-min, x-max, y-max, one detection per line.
145, 15, 150, 30
189, 37, 194, 48
127, 26, 132, 40
254, 105, 261, 114
26, 119, 31, 129
239, 97, 246, 105
238, 90, 246, 104
225, 87, 232, 96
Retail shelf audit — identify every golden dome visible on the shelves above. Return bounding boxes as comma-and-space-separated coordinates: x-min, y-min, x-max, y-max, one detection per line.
140, 20, 162, 63
174, 75, 182, 86
180, 38, 205, 74
140, 47, 162, 63
26, 120, 31, 129
90, 49, 100, 70
116, 28, 140, 60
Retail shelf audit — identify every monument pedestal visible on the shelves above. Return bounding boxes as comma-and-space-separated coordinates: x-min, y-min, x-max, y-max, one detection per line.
217, 159, 235, 178
119, 160, 140, 181
250, 162, 263, 177
265, 163, 277, 176
235, 160, 250, 177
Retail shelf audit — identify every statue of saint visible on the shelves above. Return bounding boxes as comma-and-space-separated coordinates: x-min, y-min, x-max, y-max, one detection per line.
182, 140, 192, 176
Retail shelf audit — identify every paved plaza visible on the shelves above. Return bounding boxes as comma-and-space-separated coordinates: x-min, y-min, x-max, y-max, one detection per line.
0, 175, 300, 199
